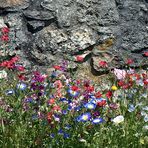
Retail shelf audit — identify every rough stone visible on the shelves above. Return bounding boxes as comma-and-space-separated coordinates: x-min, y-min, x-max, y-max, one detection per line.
0, 0, 148, 73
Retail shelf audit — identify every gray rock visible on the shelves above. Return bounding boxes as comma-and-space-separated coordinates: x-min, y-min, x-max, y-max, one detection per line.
0, 0, 148, 73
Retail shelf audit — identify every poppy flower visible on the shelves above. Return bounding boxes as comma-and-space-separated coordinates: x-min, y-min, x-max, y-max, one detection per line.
95, 91, 102, 98
18, 74, 26, 81
97, 99, 106, 107
71, 85, 79, 91
53, 65, 62, 70
106, 91, 112, 99
48, 98, 55, 105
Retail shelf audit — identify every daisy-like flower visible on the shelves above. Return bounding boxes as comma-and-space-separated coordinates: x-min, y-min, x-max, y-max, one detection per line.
92, 118, 104, 124
112, 115, 124, 124
84, 103, 96, 110
16, 83, 27, 90
78, 113, 91, 122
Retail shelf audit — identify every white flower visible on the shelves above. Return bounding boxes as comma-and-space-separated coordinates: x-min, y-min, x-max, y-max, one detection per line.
112, 115, 124, 124
0, 70, 7, 79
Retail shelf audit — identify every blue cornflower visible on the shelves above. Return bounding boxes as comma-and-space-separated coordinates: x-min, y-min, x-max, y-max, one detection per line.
128, 104, 135, 112
58, 129, 64, 135
50, 133, 55, 138
63, 133, 70, 139
84, 102, 96, 110
74, 106, 82, 111
16, 83, 27, 90
5, 89, 15, 95
62, 110, 68, 115
64, 124, 71, 130
77, 113, 91, 122
67, 105, 72, 110
92, 118, 104, 124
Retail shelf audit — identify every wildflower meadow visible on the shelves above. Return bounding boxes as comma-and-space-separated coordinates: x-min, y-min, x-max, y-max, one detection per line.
0, 27, 148, 148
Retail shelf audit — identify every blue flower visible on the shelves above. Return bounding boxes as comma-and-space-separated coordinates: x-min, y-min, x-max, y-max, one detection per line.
50, 133, 55, 138
77, 113, 91, 122
25, 97, 33, 103
64, 124, 71, 130
92, 118, 104, 124
128, 104, 135, 112
58, 129, 64, 135
84, 103, 96, 110
74, 106, 82, 111
63, 133, 70, 139
67, 105, 72, 110
62, 110, 68, 115
16, 83, 27, 90
5, 89, 15, 95
144, 115, 148, 122
67, 89, 79, 97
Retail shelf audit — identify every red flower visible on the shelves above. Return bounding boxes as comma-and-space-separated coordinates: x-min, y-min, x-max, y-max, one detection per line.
53, 65, 62, 70
97, 100, 106, 107
99, 61, 108, 67
95, 91, 102, 98
86, 85, 94, 92
1, 27, 10, 34
48, 98, 55, 105
106, 91, 112, 99
126, 59, 134, 65
71, 86, 79, 91
52, 105, 61, 112
143, 52, 148, 57
17, 66, 25, 71
18, 74, 26, 81
143, 79, 148, 85
76, 55, 84, 62
1, 35, 9, 41
11, 56, 19, 63
118, 80, 125, 87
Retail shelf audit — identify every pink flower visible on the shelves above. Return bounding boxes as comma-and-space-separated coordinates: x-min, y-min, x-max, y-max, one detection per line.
1, 27, 10, 34
126, 59, 134, 65
143, 52, 148, 57
113, 68, 126, 80
99, 61, 108, 67
1, 35, 9, 41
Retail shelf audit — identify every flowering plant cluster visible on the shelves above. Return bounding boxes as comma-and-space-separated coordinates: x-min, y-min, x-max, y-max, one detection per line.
0, 56, 147, 147
0, 25, 148, 147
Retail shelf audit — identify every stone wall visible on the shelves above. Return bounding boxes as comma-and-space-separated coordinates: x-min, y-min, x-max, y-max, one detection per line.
0, 0, 148, 72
